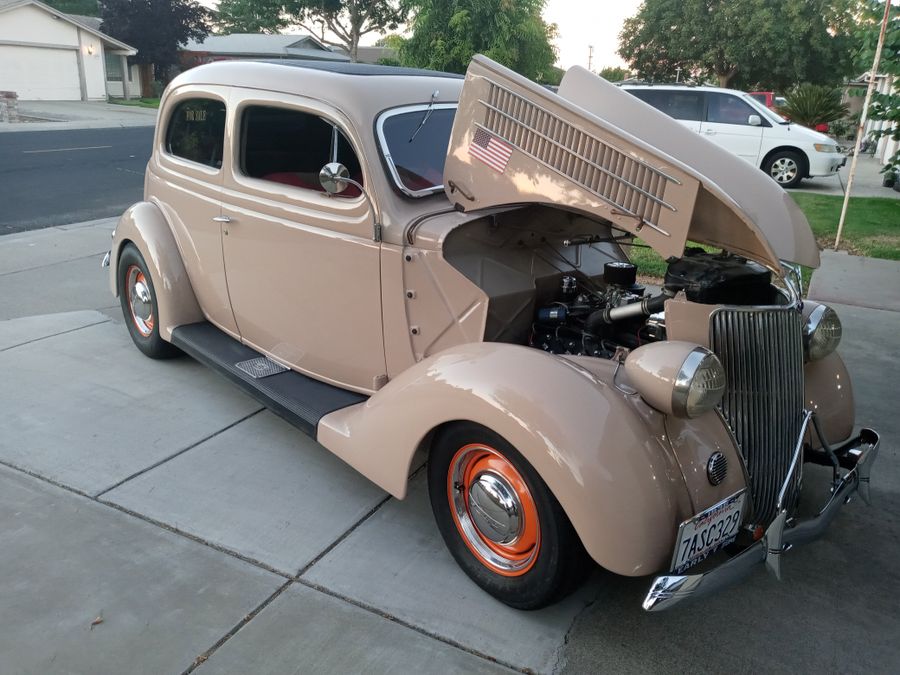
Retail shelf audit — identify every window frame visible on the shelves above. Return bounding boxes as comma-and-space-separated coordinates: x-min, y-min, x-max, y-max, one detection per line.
375, 103, 458, 198
704, 92, 771, 128
234, 101, 365, 198
163, 96, 228, 171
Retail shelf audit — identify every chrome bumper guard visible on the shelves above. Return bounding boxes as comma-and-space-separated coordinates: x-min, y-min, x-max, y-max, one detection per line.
643, 416, 880, 612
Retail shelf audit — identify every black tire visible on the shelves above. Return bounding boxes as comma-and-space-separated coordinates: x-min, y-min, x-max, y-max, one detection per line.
428, 423, 589, 610
117, 243, 180, 359
762, 150, 806, 189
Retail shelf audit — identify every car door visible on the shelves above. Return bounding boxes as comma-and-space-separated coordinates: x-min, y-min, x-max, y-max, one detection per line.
699, 92, 766, 164
219, 89, 386, 393
150, 87, 239, 336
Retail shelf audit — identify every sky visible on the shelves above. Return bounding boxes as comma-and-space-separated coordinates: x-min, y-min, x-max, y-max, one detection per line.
542, 0, 643, 71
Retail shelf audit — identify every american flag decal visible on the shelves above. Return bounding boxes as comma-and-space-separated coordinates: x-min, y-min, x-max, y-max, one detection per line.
469, 127, 513, 173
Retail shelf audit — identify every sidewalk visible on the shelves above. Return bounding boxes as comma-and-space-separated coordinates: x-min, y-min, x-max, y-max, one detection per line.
0, 100, 157, 132
809, 249, 900, 312
1, 221, 898, 674
793, 155, 900, 199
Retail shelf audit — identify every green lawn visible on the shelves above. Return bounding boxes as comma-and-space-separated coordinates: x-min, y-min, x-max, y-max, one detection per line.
108, 98, 160, 108
627, 193, 900, 282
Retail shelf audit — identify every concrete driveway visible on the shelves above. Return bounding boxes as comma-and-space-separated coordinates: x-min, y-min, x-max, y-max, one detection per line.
1, 220, 898, 674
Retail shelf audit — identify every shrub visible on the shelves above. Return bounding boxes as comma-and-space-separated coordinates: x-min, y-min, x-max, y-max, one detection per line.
777, 83, 849, 128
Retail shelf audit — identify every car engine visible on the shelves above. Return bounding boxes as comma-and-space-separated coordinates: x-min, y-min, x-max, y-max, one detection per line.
531, 249, 775, 358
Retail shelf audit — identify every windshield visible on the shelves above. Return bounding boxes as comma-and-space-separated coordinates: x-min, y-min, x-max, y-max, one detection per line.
742, 94, 789, 124
376, 104, 457, 197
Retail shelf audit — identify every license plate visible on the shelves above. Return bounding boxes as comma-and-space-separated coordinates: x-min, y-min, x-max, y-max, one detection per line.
671, 490, 746, 574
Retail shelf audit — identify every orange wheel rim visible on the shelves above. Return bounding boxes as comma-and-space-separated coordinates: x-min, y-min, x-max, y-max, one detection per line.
125, 265, 154, 337
447, 443, 540, 577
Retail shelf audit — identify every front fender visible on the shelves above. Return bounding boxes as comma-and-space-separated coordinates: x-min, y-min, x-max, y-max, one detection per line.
319, 342, 702, 576
112, 202, 203, 340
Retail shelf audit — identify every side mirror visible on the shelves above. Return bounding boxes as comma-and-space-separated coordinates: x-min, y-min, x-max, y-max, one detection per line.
319, 162, 350, 194
748, 114, 762, 127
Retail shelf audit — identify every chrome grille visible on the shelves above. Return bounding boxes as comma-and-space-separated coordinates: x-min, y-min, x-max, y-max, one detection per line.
478, 83, 677, 231
709, 307, 804, 523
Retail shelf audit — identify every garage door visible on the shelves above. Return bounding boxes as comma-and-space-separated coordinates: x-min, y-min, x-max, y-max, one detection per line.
0, 45, 81, 100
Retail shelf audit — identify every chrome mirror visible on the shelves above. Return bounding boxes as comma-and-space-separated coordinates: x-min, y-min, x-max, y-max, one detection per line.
748, 114, 762, 127
319, 162, 350, 194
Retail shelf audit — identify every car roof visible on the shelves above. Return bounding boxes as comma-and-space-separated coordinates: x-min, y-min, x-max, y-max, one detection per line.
619, 83, 753, 96
252, 59, 464, 79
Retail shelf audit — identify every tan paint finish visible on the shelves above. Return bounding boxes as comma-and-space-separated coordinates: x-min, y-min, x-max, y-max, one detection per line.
318, 341, 743, 576
624, 341, 705, 416
804, 351, 855, 448
664, 294, 717, 347
110, 202, 204, 340
443, 56, 702, 262
558, 66, 820, 269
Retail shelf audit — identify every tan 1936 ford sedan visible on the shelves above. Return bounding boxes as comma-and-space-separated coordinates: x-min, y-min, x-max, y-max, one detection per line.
103, 55, 880, 611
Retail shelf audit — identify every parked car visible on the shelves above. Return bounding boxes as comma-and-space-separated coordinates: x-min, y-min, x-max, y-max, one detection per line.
748, 90, 788, 109
104, 56, 879, 611
621, 84, 844, 187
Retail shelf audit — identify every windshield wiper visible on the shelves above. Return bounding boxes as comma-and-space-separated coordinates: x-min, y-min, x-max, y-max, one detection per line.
408, 90, 439, 143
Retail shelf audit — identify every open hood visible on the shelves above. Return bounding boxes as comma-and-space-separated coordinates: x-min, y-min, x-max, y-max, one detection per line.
443, 56, 820, 270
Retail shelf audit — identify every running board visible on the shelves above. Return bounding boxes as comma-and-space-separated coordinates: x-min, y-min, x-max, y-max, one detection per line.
170, 322, 367, 438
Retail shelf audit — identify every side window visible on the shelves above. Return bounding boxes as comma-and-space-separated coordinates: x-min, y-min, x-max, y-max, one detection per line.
166, 98, 226, 168
629, 90, 703, 121
240, 105, 363, 196
706, 93, 758, 126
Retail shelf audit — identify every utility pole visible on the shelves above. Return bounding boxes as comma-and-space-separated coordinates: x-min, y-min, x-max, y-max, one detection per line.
588, 45, 593, 72
835, 0, 893, 249
676, 67, 682, 83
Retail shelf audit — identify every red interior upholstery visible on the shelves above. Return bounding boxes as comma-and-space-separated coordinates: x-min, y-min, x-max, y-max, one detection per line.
261, 172, 362, 198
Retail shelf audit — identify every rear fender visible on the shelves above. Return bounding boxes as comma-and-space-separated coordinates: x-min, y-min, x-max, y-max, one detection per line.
318, 342, 699, 576
112, 202, 203, 340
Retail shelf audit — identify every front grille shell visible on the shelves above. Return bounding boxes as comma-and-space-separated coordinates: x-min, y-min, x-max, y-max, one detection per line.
709, 306, 805, 523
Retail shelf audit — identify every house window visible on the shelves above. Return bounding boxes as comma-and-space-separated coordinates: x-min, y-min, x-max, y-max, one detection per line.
105, 53, 122, 82
239, 105, 363, 196
165, 99, 227, 169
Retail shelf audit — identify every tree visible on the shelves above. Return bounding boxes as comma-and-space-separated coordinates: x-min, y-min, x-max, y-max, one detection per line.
400, 0, 558, 83
857, 1, 900, 174
290, 1, 410, 62
100, 0, 211, 91
215, 0, 293, 34
618, 0, 858, 90
598, 66, 629, 82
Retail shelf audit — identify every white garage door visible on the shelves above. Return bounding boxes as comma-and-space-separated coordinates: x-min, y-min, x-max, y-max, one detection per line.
0, 45, 81, 100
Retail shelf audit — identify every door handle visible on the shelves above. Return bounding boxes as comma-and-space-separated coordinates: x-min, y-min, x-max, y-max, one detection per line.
212, 216, 232, 223
702, 129, 716, 135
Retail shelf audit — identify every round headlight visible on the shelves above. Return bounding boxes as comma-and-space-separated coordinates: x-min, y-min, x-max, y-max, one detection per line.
804, 304, 842, 361
624, 342, 726, 419
672, 348, 727, 418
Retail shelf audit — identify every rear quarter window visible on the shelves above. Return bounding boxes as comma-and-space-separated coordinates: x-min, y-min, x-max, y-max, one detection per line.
165, 99, 227, 168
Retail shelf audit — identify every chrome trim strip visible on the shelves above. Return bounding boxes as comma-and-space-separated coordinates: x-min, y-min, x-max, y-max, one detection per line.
375, 103, 458, 199
709, 305, 805, 523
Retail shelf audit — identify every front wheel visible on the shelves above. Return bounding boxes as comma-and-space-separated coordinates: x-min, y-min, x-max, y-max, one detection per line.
763, 150, 805, 188
428, 423, 588, 609
117, 243, 179, 359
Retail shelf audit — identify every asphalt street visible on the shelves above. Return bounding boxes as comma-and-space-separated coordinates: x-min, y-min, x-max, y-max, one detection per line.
0, 127, 152, 234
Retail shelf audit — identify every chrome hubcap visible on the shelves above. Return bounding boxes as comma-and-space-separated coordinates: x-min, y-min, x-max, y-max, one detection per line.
448, 444, 540, 575
468, 472, 522, 544
770, 157, 798, 184
126, 266, 154, 337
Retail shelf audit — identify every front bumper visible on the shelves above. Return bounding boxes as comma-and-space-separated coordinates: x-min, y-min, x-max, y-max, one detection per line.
643, 421, 879, 611
808, 151, 846, 177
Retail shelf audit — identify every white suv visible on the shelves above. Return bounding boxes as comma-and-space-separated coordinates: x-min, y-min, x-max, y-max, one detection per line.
620, 84, 845, 188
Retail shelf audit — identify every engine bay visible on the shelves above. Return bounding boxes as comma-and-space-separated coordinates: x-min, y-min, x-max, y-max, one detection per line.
531, 248, 776, 358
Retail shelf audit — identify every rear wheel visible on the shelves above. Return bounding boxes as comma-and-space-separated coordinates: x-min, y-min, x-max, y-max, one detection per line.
428, 423, 588, 609
763, 150, 805, 188
118, 244, 179, 359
